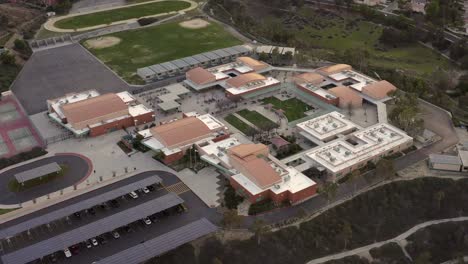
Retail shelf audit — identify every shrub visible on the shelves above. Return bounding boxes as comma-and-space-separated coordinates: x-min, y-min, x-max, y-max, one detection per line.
248, 199, 276, 215
137, 17, 159, 26
0, 147, 47, 170
224, 185, 244, 209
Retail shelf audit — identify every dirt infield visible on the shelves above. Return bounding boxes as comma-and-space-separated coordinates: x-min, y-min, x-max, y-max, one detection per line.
84, 36, 121, 49
179, 18, 210, 29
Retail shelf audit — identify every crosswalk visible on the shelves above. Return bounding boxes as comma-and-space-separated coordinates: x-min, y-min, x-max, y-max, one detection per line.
165, 182, 190, 195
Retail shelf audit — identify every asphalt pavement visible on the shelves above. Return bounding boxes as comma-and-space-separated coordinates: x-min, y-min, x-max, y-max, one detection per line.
0, 154, 91, 205
0, 170, 218, 264
11, 44, 130, 115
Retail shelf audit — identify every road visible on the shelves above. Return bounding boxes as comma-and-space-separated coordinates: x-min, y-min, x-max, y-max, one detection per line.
307, 216, 468, 264
0, 154, 91, 205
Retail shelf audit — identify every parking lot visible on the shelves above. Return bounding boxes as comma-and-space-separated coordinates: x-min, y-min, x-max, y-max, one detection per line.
0, 171, 219, 264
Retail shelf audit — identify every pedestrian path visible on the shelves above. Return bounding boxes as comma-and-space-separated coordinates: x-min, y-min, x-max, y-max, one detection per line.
232, 113, 260, 130
307, 216, 468, 264
165, 181, 190, 195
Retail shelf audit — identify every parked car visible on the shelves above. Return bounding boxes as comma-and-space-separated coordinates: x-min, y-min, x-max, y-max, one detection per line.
63, 248, 72, 258
110, 200, 120, 208
98, 236, 108, 245
147, 185, 155, 191
129, 191, 139, 199
73, 212, 81, 219
70, 245, 80, 255
124, 225, 133, 233
141, 187, 150, 194
88, 208, 96, 215
85, 240, 92, 248
112, 231, 120, 239
142, 217, 152, 225
49, 253, 57, 263
91, 238, 98, 246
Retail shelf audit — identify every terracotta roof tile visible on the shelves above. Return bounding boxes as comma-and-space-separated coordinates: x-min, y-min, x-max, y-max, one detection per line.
151, 117, 212, 148
61, 93, 127, 125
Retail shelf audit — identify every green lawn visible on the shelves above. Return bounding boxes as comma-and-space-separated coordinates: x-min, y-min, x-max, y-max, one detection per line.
0, 64, 21, 93
0, 208, 17, 215
84, 21, 242, 82
55, 1, 191, 29
224, 114, 252, 133
296, 13, 452, 76
261, 97, 312, 121
237, 109, 278, 129
8, 165, 68, 192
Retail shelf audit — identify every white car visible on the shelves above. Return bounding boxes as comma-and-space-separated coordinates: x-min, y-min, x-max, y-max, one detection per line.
141, 187, 150, 194
63, 248, 72, 258
112, 231, 120, 239
143, 217, 152, 225
91, 238, 98, 246
129, 191, 138, 199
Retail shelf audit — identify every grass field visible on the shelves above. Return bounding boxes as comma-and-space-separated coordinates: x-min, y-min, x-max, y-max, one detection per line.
55, 1, 190, 29
84, 21, 242, 82
8, 165, 68, 192
237, 109, 278, 129
224, 114, 252, 134
261, 97, 312, 121
295, 14, 452, 76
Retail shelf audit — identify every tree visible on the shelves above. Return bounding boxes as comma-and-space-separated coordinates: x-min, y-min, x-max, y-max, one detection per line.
340, 221, 353, 250
414, 251, 432, 264
221, 210, 243, 229
375, 158, 395, 180
250, 219, 270, 245
0, 51, 15, 65
14, 39, 27, 51
425, 0, 440, 22
245, 126, 260, 141
321, 182, 338, 206
433, 190, 445, 210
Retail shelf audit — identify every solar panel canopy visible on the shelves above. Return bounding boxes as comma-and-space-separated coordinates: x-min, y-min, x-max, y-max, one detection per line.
96, 218, 217, 264
0, 175, 162, 240
1, 192, 183, 264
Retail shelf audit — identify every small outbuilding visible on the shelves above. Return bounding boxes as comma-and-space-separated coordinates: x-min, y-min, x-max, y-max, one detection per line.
428, 154, 462, 172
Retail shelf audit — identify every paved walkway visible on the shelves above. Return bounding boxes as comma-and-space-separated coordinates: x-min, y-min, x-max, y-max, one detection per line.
306, 216, 468, 264
44, 0, 198, 33
232, 113, 260, 130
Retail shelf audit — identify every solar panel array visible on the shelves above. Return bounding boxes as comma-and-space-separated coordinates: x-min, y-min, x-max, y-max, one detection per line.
137, 45, 251, 79
0, 175, 162, 240
1, 192, 183, 264
96, 218, 217, 264
14, 162, 61, 183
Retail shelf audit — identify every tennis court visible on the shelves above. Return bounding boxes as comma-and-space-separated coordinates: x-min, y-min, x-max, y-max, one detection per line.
0, 103, 21, 123
0, 94, 44, 158
8, 127, 38, 153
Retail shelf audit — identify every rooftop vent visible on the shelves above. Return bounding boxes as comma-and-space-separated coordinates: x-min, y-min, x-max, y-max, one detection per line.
345, 150, 351, 156
274, 184, 281, 189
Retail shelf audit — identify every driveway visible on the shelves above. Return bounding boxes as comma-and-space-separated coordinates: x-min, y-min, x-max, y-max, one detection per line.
396, 100, 459, 170
0, 154, 92, 205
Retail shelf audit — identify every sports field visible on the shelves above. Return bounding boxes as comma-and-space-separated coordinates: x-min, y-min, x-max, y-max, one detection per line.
55, 1, 191, 29
84, 21, 242, 82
